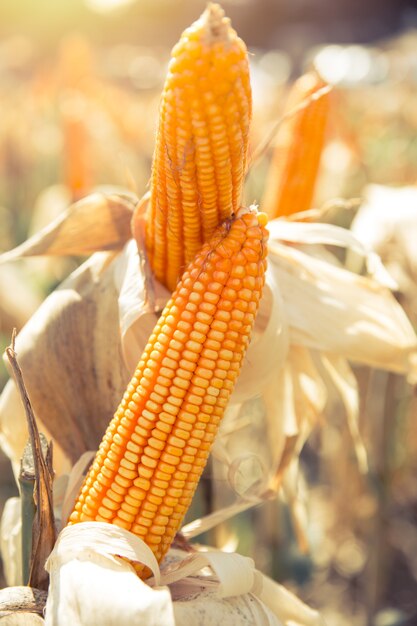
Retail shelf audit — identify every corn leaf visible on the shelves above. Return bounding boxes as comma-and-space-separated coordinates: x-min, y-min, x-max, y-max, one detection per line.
0, 193, 135, 263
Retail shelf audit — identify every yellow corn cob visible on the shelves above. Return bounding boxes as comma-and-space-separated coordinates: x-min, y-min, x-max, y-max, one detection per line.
262, 71, 330, 219
145, 3, 252, 291
69, 206, 268, 577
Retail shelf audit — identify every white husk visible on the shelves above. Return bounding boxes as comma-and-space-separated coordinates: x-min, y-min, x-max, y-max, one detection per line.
268, 218, 395, 284
268, 237, 417, 380
351, 184, 417, 273
43, 522, 323, 626
351, 184, 417, 301
0, 497, 22, 586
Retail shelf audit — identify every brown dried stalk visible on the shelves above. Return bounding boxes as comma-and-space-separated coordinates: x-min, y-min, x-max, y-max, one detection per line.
6, 330, 56, 591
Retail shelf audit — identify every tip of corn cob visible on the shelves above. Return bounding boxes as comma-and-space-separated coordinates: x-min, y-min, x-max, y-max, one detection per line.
199, 3, 232, 43
145, 1, 251, 291
236, 205, 268, 228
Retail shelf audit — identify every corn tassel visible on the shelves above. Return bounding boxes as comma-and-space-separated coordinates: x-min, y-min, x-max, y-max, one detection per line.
262, 71, 330, 219
145, 3, 252, 291
69, 206, 268, 577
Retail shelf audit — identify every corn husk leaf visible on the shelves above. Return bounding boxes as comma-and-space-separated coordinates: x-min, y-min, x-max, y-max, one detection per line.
319, 353, 368, 473
0, 192, 135, 263
57, 451, 95, 528
114, 239, 170, 373
351, 184, 417, 273
44, 522, 322, 626
1, 251, 133, 468
268, 238, 417, 381
268, 218, 397, 288
0, 497, 22, 586
350, 184, 417, 304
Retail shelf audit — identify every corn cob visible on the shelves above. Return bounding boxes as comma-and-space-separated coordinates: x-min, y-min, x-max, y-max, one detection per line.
145, 3, 252, 291
69, 206, 268, 577
262, 71, 330, 219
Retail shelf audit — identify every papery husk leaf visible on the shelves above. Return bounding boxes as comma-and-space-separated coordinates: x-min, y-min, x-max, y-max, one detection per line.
320, 353, 368, 473
0, 193, 135, 263
282, 462, 310, 554
287, 347, 327, 428
269, 240, 417, 382
159, 550, 256, 598
256, 574, 324, 626
162, 547, 323, 625
58, 451, 95, 528
46, 522, 161, 579
115, 239, 169, 374
173, 592, 283, 626
268, 217, 397, 289
45, 523, 320, 626
45, 556, 173, 626
229, 271, 289, 405
181, 497, 264, 539
351, 184, 417, 274
0, 497, 22, 586
1, 251, 132, 467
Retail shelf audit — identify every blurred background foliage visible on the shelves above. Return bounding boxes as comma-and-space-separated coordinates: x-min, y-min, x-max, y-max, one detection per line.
1, 1, 417, 625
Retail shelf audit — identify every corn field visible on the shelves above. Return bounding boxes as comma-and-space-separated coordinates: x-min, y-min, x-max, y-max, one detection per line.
0, 2, 417, 625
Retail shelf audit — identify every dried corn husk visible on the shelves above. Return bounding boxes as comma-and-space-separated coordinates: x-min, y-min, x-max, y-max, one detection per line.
351, 184, 417, 316
43, 522, 323, 626
0, 192, 136, 262
0, 497, 22, 586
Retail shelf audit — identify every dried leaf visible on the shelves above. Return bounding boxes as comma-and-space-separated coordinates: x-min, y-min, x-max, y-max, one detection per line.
1, 251, 132, 466
115, 239, 169, 374
45, 523, 173, 626
45, 558, 173, 626
159, 550, 256, 598
268, 217, 397, 288
351, 184, 417, 275
229, 274, 289, 405
173, 592, 282, 626
0, 193, 135, 263
320, 353, 368, 473
46, 522, 161, 579
256, 574, 324, 626
268, 239, 417, 381
0, 498, 22, 586
59, 451, 95, 528
45, 523, 321, 626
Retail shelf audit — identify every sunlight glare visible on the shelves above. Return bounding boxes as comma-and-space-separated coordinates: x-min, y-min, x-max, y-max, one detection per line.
85, 0, 136, 15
